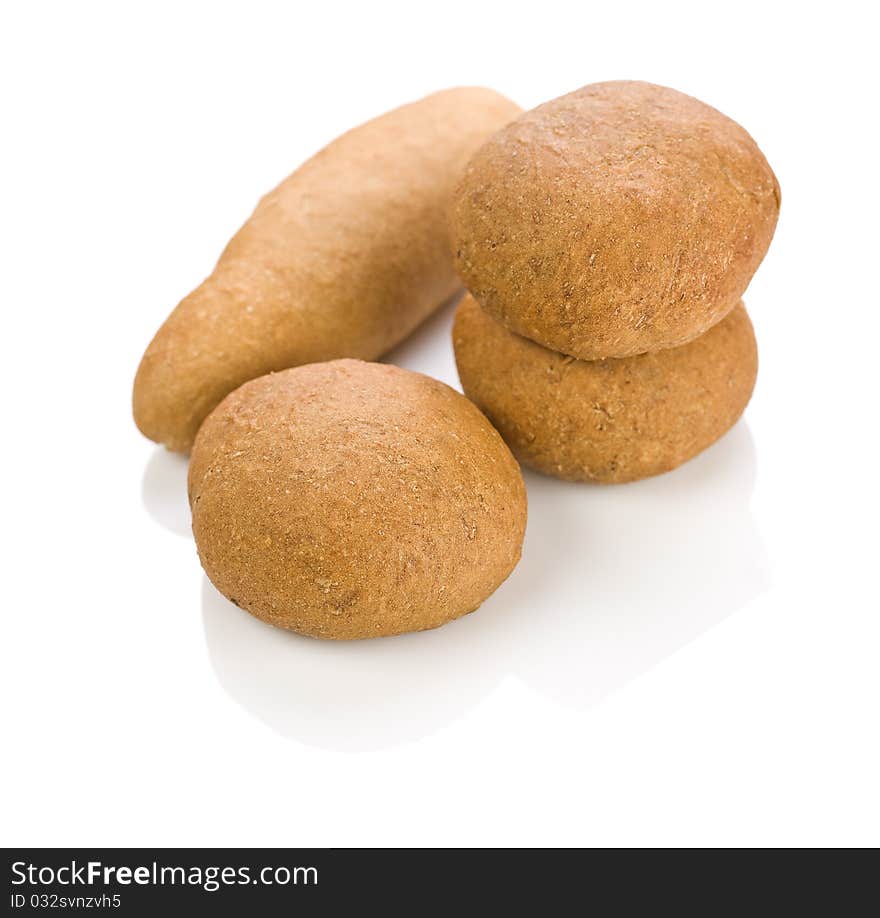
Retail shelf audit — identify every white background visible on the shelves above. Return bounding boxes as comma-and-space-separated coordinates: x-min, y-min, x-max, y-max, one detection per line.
2, 0, 878, 847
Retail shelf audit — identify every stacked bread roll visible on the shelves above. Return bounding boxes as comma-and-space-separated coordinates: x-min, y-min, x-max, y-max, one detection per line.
450, 81, 779, 483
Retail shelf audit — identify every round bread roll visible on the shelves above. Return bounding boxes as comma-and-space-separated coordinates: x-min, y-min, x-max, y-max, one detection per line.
453, 295, 757, 483
189, 360, 527, 639
451, 81, 779, 359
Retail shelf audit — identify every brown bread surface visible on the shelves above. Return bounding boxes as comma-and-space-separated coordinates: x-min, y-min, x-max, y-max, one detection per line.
189, 360, 528, 639
451, 81, 778, 359
134, 88, 521, 452
453, 295, 757, 483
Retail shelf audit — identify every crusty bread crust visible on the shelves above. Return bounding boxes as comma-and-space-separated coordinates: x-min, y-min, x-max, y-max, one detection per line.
451, 81, 778, 359
453, 295, 757, 483
134, 88, 521, 452
189, 360, 527, 639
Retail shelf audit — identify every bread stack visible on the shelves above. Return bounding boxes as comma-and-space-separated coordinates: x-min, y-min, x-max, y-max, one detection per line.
450, 81, 779, 483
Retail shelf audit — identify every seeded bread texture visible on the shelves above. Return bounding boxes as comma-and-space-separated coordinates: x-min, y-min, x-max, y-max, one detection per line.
189, 360, 528, 639
134, 87, 521, 453
453, 295, 757, 483
451, 81, 778, 359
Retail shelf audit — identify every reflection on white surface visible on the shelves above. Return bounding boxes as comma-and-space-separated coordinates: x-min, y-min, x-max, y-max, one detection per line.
142, 448, 191, 537
202, 421, 770, 751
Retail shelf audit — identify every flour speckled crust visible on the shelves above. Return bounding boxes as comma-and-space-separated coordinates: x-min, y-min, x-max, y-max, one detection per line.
134, 88, 521, 453
451, 81, 779, 359
453, 295, 757, 483
188, 360, 527, 639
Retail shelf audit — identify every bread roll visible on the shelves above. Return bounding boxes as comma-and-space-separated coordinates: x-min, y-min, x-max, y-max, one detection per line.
189, 359, 527, 639
134, 88, 521, 452
451, 81, 778, 359
453, 294, 757, 483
